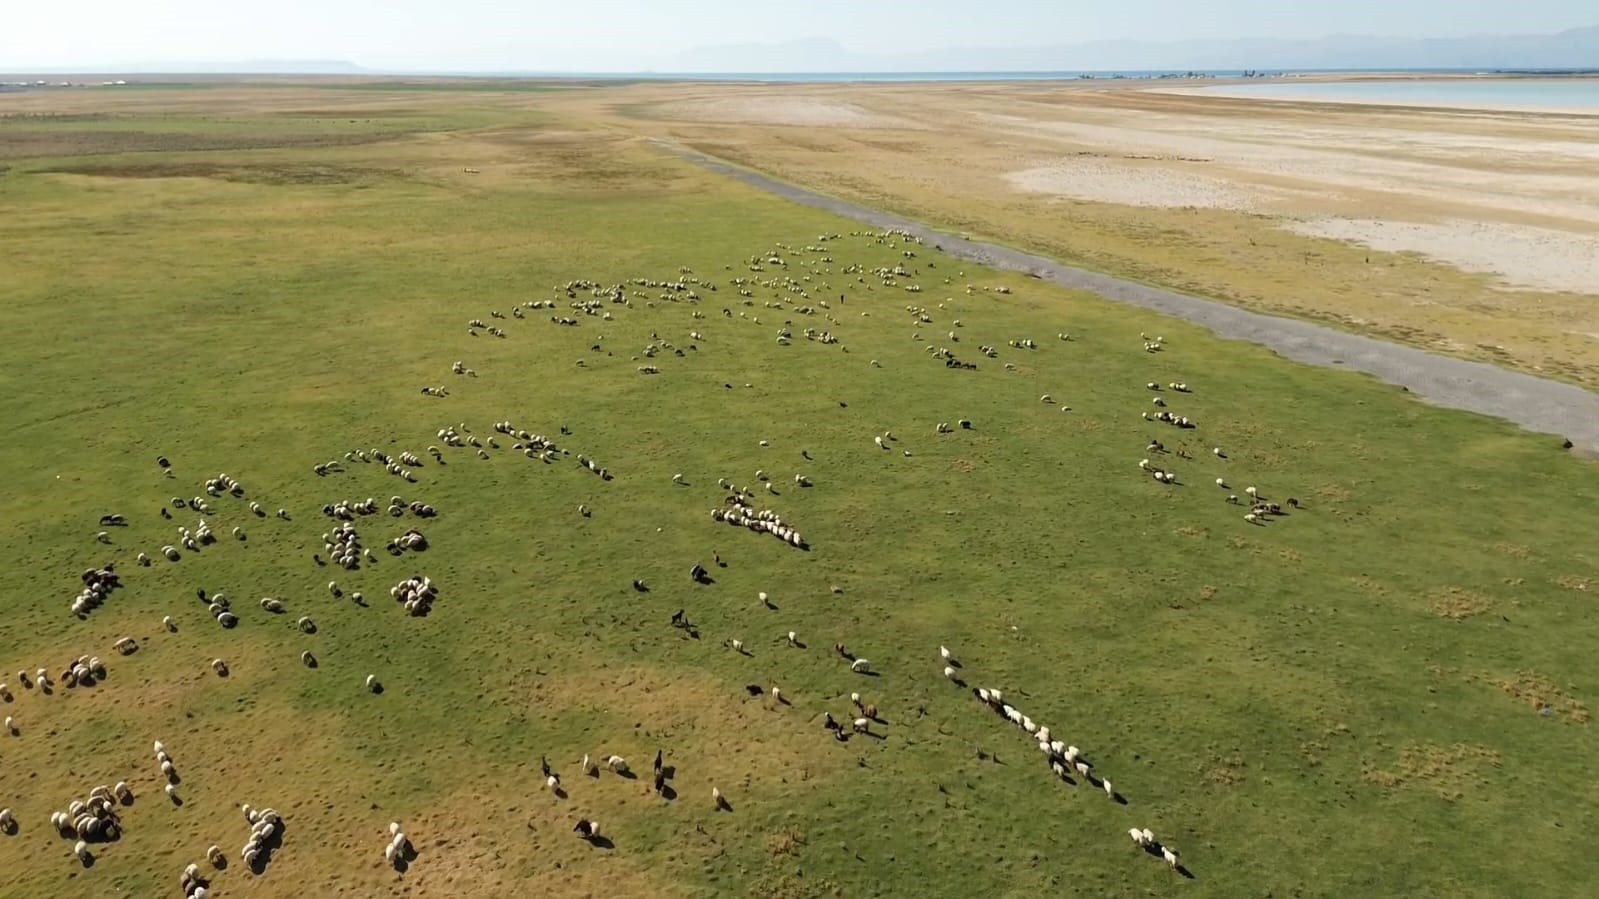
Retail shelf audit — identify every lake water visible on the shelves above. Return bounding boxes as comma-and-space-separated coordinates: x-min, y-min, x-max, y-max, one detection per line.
1184, 79, 1599, 112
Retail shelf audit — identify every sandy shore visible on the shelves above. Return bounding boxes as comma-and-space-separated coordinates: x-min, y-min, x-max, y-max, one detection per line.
1156, 83, 1599, 116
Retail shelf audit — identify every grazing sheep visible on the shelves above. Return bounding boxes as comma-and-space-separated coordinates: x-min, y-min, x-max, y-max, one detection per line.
1163, 847, 1180, 868
6, 716, 16, 735
786, 630, 798, 646
365, 674, 380, 692
850, 658, 870, 673
605, 755, 628, 774
1103, 779, 1114, 797
164, 784, 178, 801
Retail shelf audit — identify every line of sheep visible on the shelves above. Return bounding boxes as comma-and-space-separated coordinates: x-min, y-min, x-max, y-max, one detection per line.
971, 685, 1120, 802
710, 494, 808, 549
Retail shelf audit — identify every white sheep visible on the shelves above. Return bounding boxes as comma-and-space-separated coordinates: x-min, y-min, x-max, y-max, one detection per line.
786, 631, 798, 646
944, 666, 957, 680
365, 674, 380, 692
850, 658, 870, 673
1130, 828, 1149, 846
164, 784, 178, 801
1163, 847, 1180, 868
605, 755, 628, 774
1103, 779, 1114, 797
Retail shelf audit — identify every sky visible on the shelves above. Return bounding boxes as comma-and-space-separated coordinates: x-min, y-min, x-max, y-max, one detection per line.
2, 0, 1595, 71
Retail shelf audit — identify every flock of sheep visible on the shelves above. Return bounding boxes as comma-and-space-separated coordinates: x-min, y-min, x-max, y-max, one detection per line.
0, 227, 1263, 890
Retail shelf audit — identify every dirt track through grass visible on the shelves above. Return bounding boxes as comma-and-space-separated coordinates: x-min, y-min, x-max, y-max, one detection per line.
662, 141, 1599, 454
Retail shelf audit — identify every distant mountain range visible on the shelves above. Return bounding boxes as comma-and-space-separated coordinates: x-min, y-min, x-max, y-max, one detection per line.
5, 26, 1598, 76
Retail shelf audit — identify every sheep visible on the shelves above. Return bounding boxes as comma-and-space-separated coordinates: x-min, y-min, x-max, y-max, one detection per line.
712, 787, 729, 810
1245, 486, 1258, 499
943, 666, 958, 681
605, 755, 629, 774
211, 658, 228, 676
1040, 394, 1052, 404
301, 650, 317, 667
546, 775, 560, 793
786, 630, 799, 646
1103, 779, 1114, 797
852, 717, 871, 734
1163, 847, 1180, 868
729, 639, 745, 654
74, 839, 90, 861
850, 658, 870, 673
164, 784, 178, 801
365, 674, 380, 692
4, 716, 14, 736
1130, 828, 1150, 847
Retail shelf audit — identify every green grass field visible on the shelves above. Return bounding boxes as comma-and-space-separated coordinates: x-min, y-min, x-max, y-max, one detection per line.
1, 86, 1596, 898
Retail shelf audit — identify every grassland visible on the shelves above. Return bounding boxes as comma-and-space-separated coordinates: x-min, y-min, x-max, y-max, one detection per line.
1, 83, 1597, 899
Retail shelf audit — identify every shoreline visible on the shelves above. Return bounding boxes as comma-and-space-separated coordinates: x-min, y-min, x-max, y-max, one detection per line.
1154, 79, 1599, 115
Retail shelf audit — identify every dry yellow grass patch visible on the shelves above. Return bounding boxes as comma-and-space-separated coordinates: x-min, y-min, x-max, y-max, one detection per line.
1488, 671, 1591, 723
1429, 586, 1493, 620
1364, 743, 1502, 799
1553, 575, 1591, 592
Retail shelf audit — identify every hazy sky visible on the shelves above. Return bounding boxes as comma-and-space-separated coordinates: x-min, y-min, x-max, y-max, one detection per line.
3, 0, 1595, 70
